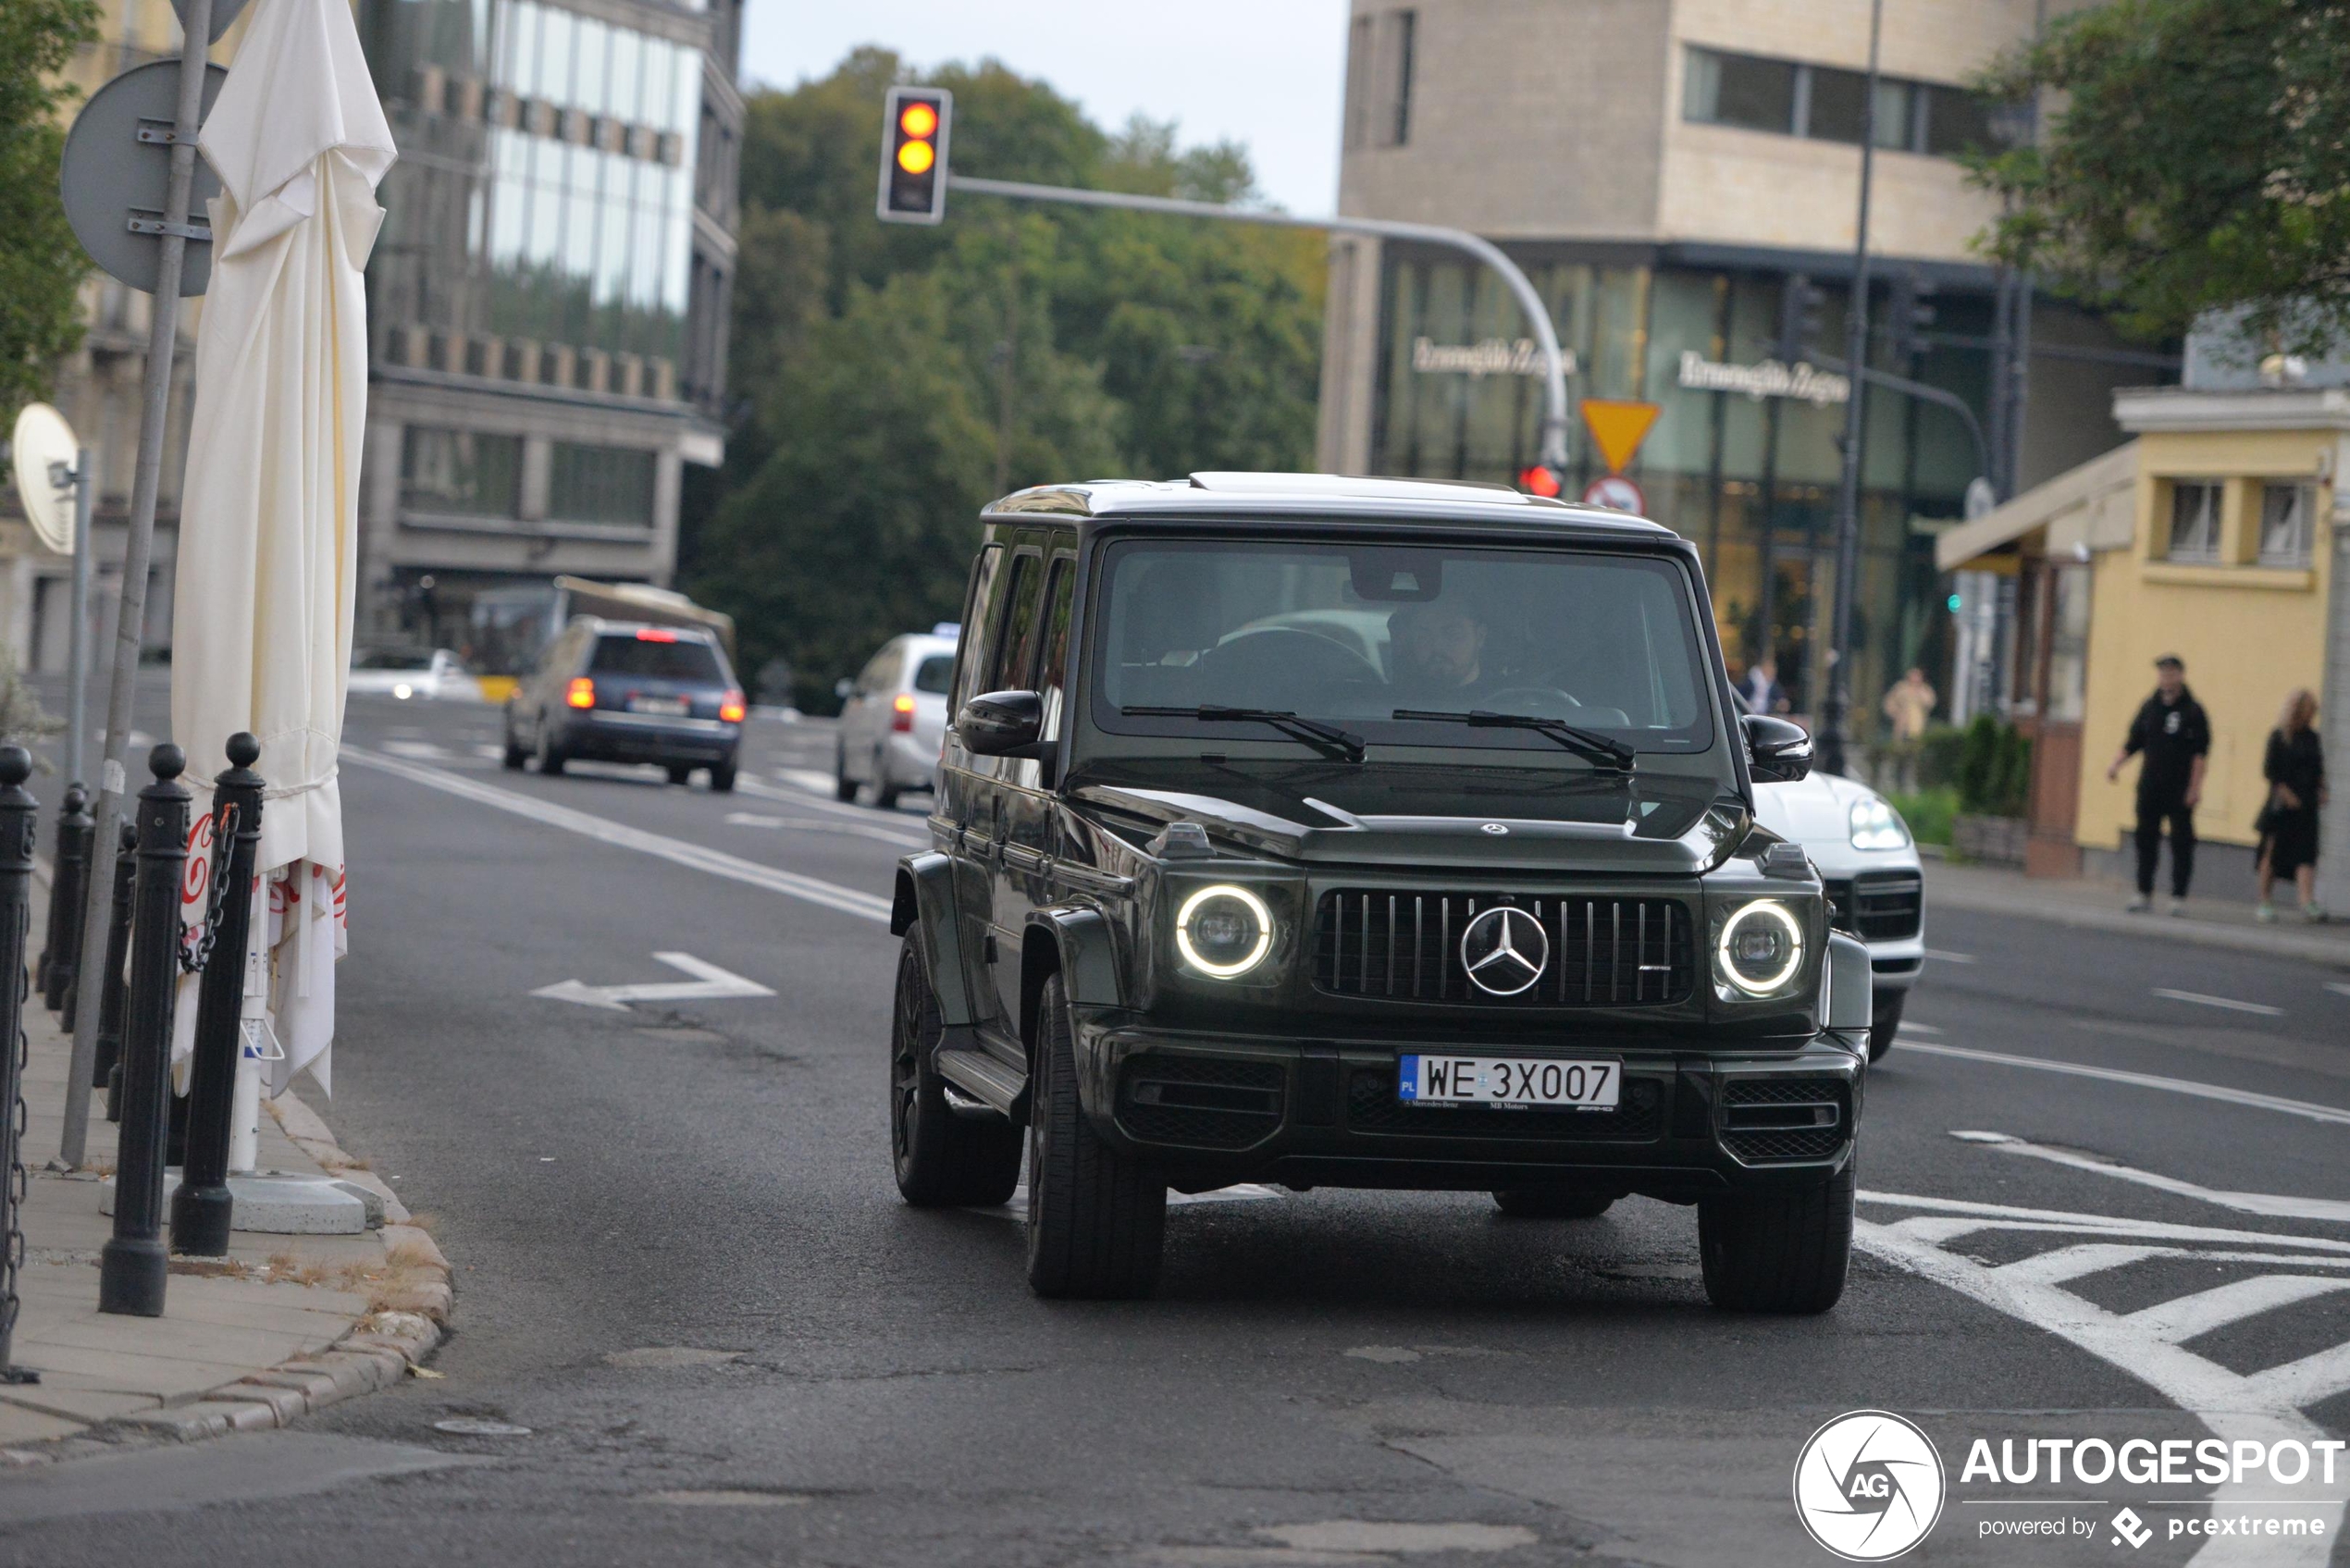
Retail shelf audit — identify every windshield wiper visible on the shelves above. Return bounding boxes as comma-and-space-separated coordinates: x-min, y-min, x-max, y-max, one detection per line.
1391, 709, 1637, 772
1121, 705, 1367, 764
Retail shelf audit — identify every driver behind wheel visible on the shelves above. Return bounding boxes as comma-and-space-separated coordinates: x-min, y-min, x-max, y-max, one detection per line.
1388, 599, 1495, 705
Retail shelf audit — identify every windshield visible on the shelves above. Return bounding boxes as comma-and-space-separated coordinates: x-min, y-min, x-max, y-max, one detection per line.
589, 635, 726, 684
1090, 537, 1715, 755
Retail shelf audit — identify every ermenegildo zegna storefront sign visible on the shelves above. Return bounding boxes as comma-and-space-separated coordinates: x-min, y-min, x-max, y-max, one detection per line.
1411, 337, 1580, 377
1677, 350, 1850, 406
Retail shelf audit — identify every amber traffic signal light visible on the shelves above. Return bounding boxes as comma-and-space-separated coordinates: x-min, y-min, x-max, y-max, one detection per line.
878, 87, 952, 224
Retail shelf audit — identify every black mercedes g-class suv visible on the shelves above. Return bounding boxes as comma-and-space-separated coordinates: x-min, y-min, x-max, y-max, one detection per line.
888, 474, 1872, 1311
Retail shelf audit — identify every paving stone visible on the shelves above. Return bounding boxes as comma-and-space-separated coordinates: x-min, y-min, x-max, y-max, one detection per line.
0, 1405, 85, 1445
216, 1381, 308, 1423
0, 1385, 163, 1425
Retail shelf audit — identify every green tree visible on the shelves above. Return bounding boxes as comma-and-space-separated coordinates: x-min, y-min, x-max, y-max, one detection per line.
0, 0, 97, 408
1971, 0, 2350, 354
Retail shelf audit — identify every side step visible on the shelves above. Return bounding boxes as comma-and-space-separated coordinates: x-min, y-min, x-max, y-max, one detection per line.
937, 1048, 1025, 1120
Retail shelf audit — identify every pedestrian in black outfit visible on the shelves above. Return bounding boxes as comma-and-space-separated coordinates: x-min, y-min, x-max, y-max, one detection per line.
2256, 687, 2328, 923
2107, 654, 2210, 915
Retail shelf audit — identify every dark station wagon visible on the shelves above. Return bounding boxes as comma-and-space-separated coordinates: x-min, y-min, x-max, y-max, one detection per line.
888, 474, 1874, 1311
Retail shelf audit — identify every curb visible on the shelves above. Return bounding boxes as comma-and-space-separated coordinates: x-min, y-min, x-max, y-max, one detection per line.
0, 1091, 450, 1467
1928, 881, 2350, 969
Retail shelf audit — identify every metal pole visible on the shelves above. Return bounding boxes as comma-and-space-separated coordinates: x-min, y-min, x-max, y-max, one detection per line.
96, 822, 134, 1118
948, 173, 1574, 471
1820, 0, 1885, 778
0, 747, 41, 1383
168, 735, 262, 1258
67, 449, 93, 788
97, 744, 188, 1316
62, 0, 213, 1169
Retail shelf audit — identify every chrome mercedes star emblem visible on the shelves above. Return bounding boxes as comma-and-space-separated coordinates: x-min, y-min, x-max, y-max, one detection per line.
1481, 822, 1510, 835
1459, 905, 1550, 996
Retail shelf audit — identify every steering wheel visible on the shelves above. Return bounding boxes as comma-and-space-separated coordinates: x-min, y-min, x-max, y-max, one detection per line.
1481, 685, 1586, 718
1199, 626, 1384, 698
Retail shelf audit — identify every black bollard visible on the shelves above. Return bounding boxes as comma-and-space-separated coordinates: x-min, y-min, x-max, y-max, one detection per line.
43, 785, 93, 1017
32, 784, 71, 995
0, 747, 42, 1382
97, 822, 135, 1117
170, 735, 264, 1259
97, 745, 190, 1317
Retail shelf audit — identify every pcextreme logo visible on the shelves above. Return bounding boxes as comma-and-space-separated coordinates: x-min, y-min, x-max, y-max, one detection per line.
1793, 1411, 1948, 1561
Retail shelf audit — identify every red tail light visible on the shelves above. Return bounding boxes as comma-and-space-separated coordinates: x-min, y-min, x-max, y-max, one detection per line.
635, 627, 677, 642
719, 689, 747, 723
565, 677, 596, 709
891, 692, 916, 733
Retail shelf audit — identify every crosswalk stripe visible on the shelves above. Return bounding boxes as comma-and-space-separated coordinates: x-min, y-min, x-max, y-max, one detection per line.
2125, 1275, 2350, 1346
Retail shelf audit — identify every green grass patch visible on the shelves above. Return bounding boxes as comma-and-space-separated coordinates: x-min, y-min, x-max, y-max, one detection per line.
1885, 786, 1959, 847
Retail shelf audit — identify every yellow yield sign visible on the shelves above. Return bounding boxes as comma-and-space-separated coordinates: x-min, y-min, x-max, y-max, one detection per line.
1579, 399, 1661, 475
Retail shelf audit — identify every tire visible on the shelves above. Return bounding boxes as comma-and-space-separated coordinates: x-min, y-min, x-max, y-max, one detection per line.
666, 763, 694, 786
1867, 991, 1904, 1062
1026, 973, 1166, 1299
1698, 1159, 1854, 1315
533, 718, 566, 776
872, 748, 901, 810
889, 932, 1020, 1207
834, 741, 857, 802
1491, 1188, 1615, 1219
708, 759, 737, 794
501, 720, 527, 772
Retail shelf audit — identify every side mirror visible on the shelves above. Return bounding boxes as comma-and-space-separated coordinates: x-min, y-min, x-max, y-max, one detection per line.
1743, 712, 1812, 784
834, 677, 854, 701
958, 690, 1045, 758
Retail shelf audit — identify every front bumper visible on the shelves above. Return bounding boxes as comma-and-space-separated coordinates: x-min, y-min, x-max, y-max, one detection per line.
1070, 1016, 1863, 1198
1863, 932, 1923, 996
560, 710, 738, 765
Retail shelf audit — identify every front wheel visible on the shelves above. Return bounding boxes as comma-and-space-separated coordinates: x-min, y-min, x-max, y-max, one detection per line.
501, 718, 527, 771
872, 748, 901, 810
708, 759, 737, 794
1491, 1189, 1614, 1219
1867, 991, 1905, 1062
834, 741, 857, 802
665, 762, 694, 786
534, 718, 566, 776
1026, 973, 1166, 1299
890, 932, 1020, 1207
1698, 1159, 1854, 1314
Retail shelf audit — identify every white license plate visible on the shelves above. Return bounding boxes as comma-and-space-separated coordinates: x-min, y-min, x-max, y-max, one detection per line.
627, 696, 689, 715
1398, 1054, 1621, 1109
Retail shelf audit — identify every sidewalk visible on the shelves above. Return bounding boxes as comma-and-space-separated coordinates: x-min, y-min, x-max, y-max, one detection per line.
1924, 857, 2350, 969
1, 910, 449, 1458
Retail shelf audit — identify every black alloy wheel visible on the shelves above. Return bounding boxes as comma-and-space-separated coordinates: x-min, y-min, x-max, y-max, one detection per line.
889, 931, 1020, 1207
1024, 973, 1166, 1299
1697, 1158, 1854, 1314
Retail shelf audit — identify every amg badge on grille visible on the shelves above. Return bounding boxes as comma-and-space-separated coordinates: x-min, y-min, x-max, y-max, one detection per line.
1459, 906, 1550, 995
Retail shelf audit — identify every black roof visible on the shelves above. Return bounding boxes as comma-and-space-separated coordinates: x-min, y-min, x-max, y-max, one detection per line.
982, 472, 1680, 544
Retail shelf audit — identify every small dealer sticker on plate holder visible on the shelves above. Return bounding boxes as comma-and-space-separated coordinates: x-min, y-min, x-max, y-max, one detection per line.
1399, 1054, 1622, 1110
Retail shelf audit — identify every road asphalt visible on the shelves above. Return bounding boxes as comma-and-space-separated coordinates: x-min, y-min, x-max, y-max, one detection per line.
4, 686, 2348, 1566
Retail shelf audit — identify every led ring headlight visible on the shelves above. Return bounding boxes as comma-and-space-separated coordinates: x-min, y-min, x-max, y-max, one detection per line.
1175, 884, 1273, 979
1717, 899, 1804, 995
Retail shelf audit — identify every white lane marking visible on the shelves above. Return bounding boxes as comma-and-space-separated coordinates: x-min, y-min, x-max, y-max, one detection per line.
967, 1183, 1281, 1221
724, 787, 929, 847
1948, 1130, 2350, 1225
774, 767, 840, 796
380, 740, 448, 759
2153, 987, 2285, 1017
1857, 1191, 2350, 1566
532, 952, 775, 1012
344, 747, 893, 923
1923, 948, 1976, 964
1893, 1040, 2350, 1129
1895, 1020, 1941, 1036
2327, 982, 2350, 999
472, 744, 506, 761
1859, 1191, 2350, 1255
725, 812, 784, 827
735, 774, 932, 839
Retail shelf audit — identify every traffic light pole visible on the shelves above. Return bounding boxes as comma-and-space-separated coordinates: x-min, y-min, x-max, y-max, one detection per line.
1819, 0, 1884, 780
947, 175, 1572, 473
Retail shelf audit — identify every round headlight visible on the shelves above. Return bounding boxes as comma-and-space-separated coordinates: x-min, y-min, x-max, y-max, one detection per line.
1717, 899, 1804, 995
1175, 884, 1273, 979
1849, 796, 1910, 850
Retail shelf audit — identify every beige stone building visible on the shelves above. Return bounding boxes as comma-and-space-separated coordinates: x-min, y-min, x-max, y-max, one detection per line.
1319, 0, 2158, 730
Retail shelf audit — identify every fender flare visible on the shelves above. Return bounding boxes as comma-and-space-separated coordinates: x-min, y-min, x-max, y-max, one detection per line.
892, 853, 975, 1030
1020, 905, 1122, 1043
1824, 930, 1874, 1037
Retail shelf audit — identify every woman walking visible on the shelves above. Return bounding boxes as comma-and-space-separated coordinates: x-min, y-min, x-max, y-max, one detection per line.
2257, 688, 2328, 923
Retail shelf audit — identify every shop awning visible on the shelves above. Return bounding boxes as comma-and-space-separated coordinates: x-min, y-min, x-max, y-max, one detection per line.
1936, 439, 2141, 572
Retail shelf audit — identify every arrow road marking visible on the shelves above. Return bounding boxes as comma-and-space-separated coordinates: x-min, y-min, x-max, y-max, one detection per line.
532, 952, 775, 1012
1948, 1130, 2350, 1225
343, 747, 893, 923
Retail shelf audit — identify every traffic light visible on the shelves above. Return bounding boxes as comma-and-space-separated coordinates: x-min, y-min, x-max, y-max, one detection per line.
1777, 274, 1827, 363
1886, 271, 1938, 366
877, 86, 952, 224
1516, 463, 1564, 498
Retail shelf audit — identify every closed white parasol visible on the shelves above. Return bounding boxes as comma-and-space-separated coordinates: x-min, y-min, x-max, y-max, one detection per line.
168, 0, 393, 1105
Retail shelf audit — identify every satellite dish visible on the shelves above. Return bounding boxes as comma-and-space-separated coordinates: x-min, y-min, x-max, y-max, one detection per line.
9, 403, 80, 557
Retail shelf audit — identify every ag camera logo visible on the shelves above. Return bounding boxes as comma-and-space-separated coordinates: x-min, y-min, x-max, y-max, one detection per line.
1793, 1411, 1946, 1561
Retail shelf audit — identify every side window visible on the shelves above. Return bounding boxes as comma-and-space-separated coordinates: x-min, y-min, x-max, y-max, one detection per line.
1035, 556, 1076, 740
991, 551, 1045, 691
950, 545, 1005, 712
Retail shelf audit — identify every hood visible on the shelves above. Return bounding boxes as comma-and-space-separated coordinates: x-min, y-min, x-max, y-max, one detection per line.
1750, 771, 1874, 846
1070, 759, 1746, 875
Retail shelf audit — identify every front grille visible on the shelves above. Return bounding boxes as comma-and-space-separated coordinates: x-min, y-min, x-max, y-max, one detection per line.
1313, 891, 1694, 1006
1117, 1055, 1284, 1150
1720, 1077, 1849, 1163
1824, 871, 1923, 942
1346, 1068, 1664, 1142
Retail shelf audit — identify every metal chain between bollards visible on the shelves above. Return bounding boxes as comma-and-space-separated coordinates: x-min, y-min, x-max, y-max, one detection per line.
178, 797, 241, 977
0, 746, 43, 1381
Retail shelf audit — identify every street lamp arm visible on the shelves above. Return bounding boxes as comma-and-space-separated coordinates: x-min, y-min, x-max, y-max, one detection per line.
1812, 353, 1996, 497
948, 174, 1571, 469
